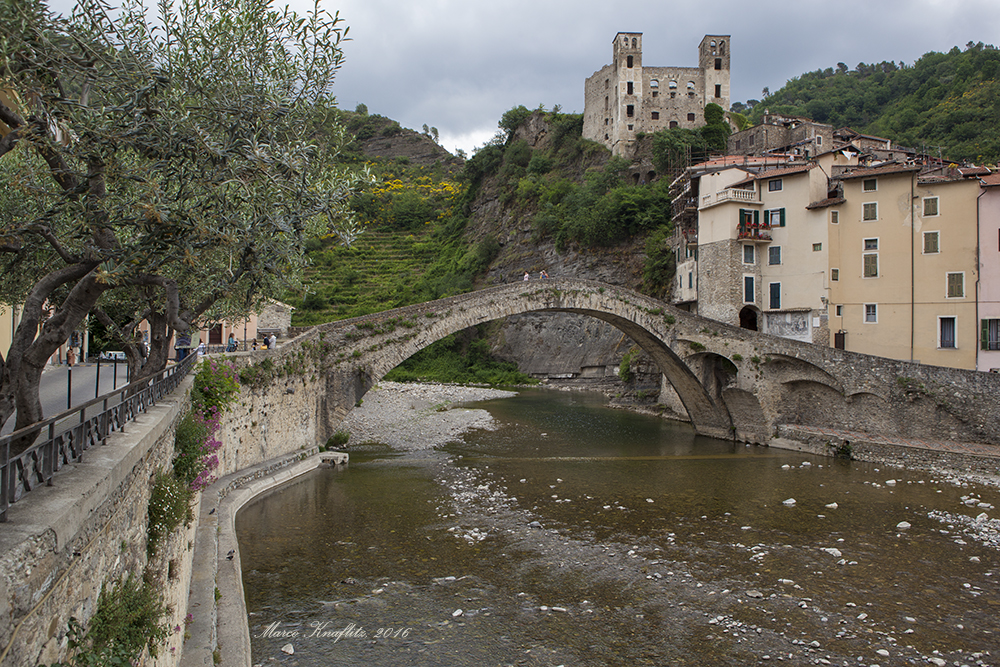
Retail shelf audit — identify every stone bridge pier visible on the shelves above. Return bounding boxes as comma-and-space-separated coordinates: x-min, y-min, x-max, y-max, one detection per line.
246, 279, 1000, 450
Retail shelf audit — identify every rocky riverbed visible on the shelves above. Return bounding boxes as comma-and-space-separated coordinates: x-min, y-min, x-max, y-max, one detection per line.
338, 381, 518, 451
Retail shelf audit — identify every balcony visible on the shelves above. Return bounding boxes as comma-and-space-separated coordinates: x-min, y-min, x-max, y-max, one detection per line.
737, 220, 771, 242
700, 187, 759, 209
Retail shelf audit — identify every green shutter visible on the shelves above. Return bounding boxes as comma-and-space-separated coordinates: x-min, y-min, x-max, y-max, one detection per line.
754, 210, 759, 225
984, 319, 990, 351
779, 208, 786, 227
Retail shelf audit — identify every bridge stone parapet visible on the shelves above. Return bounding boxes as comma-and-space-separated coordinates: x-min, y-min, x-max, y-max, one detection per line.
245, 279, 1000, 451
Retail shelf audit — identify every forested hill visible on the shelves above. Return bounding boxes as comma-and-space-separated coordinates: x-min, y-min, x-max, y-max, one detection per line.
745, 41, 1000, 163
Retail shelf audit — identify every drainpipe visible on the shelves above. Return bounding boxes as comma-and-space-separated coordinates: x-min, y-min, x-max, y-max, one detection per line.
911, 173, 916, 363
976, 185, 985, 370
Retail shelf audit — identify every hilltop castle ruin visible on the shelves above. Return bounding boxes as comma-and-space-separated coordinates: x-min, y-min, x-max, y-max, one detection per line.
583, 33, 731, 155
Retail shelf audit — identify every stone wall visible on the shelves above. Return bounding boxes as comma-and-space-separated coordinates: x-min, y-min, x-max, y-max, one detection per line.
0, 379, 195, 667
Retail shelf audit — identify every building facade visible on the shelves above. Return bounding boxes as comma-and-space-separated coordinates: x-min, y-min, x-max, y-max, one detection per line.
977, 173, 1000, 371
583, 33, 731, 156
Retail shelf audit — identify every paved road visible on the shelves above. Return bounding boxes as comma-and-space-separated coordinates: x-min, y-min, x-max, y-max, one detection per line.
1, 361, 132, 436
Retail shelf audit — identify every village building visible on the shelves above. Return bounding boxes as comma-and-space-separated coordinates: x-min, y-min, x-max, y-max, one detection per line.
977, 172, 1000, 371
583, 33, 731, 156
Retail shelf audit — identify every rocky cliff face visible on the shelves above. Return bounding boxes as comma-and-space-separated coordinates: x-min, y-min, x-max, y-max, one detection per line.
463, 112, 663, 397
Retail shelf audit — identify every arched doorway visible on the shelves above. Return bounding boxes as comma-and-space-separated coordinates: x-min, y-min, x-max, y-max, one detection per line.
739, 306, 759, 331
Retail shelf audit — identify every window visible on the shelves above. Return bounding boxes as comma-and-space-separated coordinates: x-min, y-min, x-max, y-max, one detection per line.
863, 202, 878, 221
864, 238, 879, 250
669, 120, 678, 129
715, 84, 721, 98
714, 58, 722, 70
626, 105, 634, 118
651, 111, 659, 120
982, 319, 1000, 350
650, 79, 658, 88
831, 210, 839, 224
923, 197, 939, 217
627, 81, 634, 95
923, 231, 940, 254
831, 268, 839, 281
812, 243, 822, 252
864, 303, 878, 323
947, 272, 965, 298
669, 80, 677, 89
939, 316, 956, 349
688, 272, 693, 289
687, 113, 696, 122
764, 208, 785, 227
743, 276, 755, 303
863, 178, 877, 192
835, 304, 843, 317
687, 81, 695, 90
863, 252, 878, 278
768, 179, 783, 192
627, 55, 633, 68
768, 246, 781, 265
743, 244, 755, 264
816, 135, 823, 146
769, 282, 781, 310
749, 135, 755, 146
652, 91, 658, 98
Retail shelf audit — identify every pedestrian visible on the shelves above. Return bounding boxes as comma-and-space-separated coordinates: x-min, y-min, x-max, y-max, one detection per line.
523, 272, 530, 281
269, 333, 277, 349
227, 333, 236, 352
251, 338, 258, 351
540, 270, 549, 279
67, 347, 76, 367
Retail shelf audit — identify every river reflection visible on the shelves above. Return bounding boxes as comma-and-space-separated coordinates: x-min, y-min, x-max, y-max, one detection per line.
237, 389, 1000, 666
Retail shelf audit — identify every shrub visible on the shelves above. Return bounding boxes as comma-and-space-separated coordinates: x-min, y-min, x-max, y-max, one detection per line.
87, 573, 169, 660
192, 360, 240, 415
147, 471, 193, 555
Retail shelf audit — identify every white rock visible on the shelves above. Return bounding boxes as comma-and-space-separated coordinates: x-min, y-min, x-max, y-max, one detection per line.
782, 498, 797, 506
929, 658, 947, 667
781, 464, 791, 469
452, 609, 463, 617
877, 648, 890, 657
885, 479, 896, 486
825, 502, 838, 509
281, 644, 294, 655
896, 521, 911, 530
822, 548, 842, 558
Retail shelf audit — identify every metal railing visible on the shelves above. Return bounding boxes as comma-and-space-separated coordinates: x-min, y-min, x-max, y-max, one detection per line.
0, 354, 198, 522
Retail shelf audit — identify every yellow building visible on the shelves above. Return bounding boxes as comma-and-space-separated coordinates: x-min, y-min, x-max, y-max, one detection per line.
827, 165, 979, 369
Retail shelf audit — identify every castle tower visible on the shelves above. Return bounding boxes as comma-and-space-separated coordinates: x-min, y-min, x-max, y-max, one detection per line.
699, 35, 731, 111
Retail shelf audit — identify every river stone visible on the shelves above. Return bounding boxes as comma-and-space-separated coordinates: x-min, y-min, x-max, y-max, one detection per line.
281, 644, 294, 655
896, 521, 911, 529
782, 498, 796, 506
746, 589, 764, 598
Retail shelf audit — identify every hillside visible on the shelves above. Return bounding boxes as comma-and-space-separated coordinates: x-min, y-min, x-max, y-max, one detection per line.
747, 41, 1000, 163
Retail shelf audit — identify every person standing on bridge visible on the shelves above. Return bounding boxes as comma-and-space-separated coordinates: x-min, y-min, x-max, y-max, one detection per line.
523, 272, 530, 281
540, 270, 549, 279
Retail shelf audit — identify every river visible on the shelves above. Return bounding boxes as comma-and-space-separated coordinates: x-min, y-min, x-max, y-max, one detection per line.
237, 388, 999, 666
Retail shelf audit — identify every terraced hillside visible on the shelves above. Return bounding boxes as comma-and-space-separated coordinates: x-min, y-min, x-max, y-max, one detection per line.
295, 228, 440, 325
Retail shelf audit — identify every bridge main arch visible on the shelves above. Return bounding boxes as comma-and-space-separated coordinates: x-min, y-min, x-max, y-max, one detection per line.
308, 280, 735, 440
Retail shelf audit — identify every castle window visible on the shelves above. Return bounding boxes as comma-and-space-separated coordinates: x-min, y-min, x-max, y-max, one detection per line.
715, 58, 722, 70
687, 81, 695, 90
651, 112, 659, 120
627, 124, 633, 131
687, 113, 695, 122
720, 41, 726, 55
604, 96, 608, 111
626, 105, 634, 117
650, 79, 658, 88
627, 82, 633, 95
605, 79, 609, 89
627, 55, 633, 68
669, 80, 677, 89
715, 84, 721, 97
631, 38, 637, 48
669, 121, 678, 129
652, 91, 658, 98
710, 40, 716, 48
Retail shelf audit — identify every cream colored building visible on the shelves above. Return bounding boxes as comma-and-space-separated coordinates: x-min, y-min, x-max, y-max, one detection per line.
826, 165, 980, 369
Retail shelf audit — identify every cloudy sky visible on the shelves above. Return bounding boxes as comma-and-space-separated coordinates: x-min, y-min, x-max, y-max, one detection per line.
318, 0, 997, 156
46, 0, 1000, 156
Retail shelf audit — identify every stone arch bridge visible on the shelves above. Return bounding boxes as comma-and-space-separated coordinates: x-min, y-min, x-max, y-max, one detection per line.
263, 279, 1000, 447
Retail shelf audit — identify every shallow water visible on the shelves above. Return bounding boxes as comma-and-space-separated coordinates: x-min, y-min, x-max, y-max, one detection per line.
237, 389, 1000, 666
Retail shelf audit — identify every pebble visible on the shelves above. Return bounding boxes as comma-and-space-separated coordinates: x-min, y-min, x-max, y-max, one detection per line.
280, 644, 294, 655
896, 521, 911, 530
782, 498, 797, 506
825, 502, 838, 509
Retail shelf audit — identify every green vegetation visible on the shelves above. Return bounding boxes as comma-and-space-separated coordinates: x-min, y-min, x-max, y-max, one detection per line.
748, 42, 1000, 162
384, 329, 536, 386
651, 103, 731, 173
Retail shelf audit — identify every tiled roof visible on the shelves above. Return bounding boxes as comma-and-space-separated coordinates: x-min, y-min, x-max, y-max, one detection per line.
806, 197, 845, 210
836, 163, 921, 180
981, 173, 1000, 187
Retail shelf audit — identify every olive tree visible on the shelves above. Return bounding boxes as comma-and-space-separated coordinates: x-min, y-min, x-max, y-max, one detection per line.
0, 0, 369, 445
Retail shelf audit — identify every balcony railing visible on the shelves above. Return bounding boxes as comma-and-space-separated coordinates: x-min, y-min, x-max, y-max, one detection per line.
1, 353, 198, 521
700, 187, 759, 208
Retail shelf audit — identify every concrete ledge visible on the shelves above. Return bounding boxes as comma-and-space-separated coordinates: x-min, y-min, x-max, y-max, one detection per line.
181, 450, 347, 667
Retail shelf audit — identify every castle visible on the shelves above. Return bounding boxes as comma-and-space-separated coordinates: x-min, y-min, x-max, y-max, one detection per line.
583, 33, 731, 155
